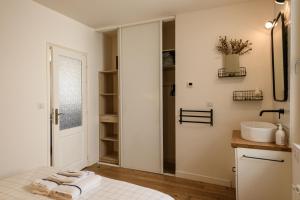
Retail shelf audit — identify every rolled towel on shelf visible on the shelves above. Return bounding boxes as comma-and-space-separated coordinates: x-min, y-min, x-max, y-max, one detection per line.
50, 175, 102, 200
30, 179, 59, 196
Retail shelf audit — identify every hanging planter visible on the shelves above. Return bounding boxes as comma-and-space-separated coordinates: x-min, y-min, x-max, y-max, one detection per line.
216, 36, 252, 73
223, 54, 240, 73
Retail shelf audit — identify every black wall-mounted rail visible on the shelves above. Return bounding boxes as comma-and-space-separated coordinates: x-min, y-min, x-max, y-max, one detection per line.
179, 108, 213, 126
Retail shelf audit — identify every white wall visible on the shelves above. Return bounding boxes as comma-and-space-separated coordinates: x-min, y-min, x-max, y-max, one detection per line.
176, 0, 274, 186
290, 0, 300, 145
0, 0, 101, 177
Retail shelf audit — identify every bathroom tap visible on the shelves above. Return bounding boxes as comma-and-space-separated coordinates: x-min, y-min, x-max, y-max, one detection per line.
259, 109, 285, 119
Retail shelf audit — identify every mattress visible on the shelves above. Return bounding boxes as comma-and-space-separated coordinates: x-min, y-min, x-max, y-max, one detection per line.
0, 167, 174, 200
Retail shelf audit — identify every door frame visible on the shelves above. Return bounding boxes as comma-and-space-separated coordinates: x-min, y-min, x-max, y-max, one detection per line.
159, 20, 164, 174
46, 43, 88, 167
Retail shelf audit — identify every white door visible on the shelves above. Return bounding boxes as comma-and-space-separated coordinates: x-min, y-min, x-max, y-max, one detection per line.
120, 22, 162, 173
50, 46, 87, 170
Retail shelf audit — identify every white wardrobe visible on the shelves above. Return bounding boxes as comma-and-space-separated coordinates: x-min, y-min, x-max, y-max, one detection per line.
98, 19, 175, 174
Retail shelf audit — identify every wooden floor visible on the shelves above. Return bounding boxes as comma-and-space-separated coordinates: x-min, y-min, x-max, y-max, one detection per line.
86, 164, 236, 200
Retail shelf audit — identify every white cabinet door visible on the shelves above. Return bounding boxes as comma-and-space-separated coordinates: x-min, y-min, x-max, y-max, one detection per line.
236, 148, 291, 200
120, 22, 162, 173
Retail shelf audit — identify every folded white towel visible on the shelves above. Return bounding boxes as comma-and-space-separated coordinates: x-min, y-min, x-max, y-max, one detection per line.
47, 174, 79, 184
31, 179, 59, 196
57, 170, 94, 178
50, 175, 102, 200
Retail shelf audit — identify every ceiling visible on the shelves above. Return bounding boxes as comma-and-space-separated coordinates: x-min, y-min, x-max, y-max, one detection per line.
33, 0, 251, 29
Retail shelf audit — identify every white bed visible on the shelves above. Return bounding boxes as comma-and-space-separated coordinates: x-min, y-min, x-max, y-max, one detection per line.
0, 167, 174, 200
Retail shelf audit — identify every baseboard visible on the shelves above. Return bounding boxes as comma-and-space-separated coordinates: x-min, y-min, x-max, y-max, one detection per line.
97, 162, 120, 167
176, 170, 232, 187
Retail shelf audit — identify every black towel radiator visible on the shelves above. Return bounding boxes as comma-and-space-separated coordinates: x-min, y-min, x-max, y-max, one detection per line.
179, 108, 213, 126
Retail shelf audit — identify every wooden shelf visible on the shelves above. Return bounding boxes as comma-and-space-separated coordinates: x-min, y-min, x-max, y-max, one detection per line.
100, 93, 118, 96
163, 65, 175, 71
100, 152, 118, 164
101, 136, 119, 142
99, 70, 118, 74
163, 49, 175, 52
100, 114, 118, 123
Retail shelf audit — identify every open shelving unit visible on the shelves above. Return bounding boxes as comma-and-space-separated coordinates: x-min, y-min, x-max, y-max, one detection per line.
99, 72, 119, 165
99, 30, 120, 165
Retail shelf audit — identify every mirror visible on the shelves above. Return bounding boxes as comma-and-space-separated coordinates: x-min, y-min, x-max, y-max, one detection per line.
271, 12, 288, 101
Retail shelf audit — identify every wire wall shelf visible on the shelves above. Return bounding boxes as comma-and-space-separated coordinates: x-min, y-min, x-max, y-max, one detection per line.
218, 67, 246, 78
233, 90, 263, 101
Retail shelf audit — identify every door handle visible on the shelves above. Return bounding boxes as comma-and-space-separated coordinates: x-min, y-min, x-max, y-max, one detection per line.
55, 109, 64, 125
242, 155, 284, 163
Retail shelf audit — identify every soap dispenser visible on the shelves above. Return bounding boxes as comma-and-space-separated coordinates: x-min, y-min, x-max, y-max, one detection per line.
275, 124, 286, 145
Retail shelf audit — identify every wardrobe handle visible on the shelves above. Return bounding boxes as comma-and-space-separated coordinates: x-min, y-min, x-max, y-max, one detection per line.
242, 155, 284, 163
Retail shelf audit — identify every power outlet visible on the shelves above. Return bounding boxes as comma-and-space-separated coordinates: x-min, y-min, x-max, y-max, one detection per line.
206, 102, 214, 108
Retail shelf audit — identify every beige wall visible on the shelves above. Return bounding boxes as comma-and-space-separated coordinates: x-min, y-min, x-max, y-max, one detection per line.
0, 0, 101, 177
175, 0, 274, 186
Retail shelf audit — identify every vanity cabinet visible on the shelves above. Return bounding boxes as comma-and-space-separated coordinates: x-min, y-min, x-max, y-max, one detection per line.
235, 148, 292, 200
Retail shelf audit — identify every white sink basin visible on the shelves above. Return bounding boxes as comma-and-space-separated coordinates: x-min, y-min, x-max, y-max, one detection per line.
240, 121, 277, 143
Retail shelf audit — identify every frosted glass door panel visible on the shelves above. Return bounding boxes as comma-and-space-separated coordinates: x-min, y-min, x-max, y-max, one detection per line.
58, 56, 82, 130
121, 22, 161, 173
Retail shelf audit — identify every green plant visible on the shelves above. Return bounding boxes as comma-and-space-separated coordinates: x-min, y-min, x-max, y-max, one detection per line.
216, 36, 252, 55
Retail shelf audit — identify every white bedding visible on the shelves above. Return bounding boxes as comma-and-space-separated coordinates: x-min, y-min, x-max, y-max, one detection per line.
0, 167, 174, 200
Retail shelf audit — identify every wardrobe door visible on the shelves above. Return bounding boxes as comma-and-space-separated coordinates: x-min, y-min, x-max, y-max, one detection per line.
120, 22, 161, 173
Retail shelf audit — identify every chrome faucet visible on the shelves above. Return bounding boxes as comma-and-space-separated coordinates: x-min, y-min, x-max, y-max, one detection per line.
259, 109, 284, 119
